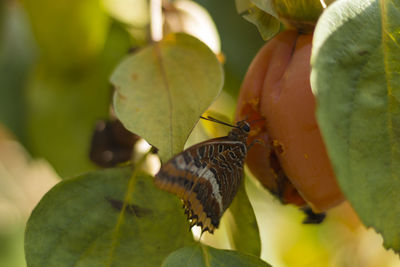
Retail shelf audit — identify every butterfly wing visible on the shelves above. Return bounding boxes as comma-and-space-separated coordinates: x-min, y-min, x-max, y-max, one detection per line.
154, 136, 247, 233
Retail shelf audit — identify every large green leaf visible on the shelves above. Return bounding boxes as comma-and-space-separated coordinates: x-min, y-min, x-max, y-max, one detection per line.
26, 24, 131, 177
21, 0, 109, 70
224, 177, 261, 257
162, 245, 271, 267
311, 0, 400, 252
25, 167, 194, 266
111, 33, 223, 162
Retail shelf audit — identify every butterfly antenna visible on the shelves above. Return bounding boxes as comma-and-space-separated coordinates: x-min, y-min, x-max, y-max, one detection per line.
199, 116, 238, 128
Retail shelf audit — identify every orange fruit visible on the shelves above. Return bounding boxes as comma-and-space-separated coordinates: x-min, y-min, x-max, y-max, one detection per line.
236, 30, 344, 212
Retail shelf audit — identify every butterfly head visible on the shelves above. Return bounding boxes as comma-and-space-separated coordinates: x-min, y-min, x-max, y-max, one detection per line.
237, 120, 250, 133
227, 120, 250, 141
199, 116, 250, 142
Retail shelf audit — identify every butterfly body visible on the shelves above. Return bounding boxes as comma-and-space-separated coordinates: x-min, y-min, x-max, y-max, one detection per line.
154, 120, 250, 233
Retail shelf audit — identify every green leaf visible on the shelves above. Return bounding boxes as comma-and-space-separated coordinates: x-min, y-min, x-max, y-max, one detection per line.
21, 0, 109, 70
111, 33, 223, 162
162, 245, 271, 267
26, 24, 131, 177
251, 0, 278, 18
235, 0, 280, 41
224, 177, 261, 257
311, 0, 400, 252
25, 166, 194, 267
0, 1, 4, 35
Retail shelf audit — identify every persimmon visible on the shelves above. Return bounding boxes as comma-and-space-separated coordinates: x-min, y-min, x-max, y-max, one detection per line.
236, 30, 344, 212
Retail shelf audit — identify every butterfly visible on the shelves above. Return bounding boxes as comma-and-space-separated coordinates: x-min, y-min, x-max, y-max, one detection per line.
154, 116, 251, 233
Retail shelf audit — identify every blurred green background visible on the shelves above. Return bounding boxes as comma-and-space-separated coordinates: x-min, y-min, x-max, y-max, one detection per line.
0, 0, 399, 266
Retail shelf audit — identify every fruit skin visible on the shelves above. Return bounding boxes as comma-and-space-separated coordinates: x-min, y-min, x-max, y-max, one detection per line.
236, 30, 344, 212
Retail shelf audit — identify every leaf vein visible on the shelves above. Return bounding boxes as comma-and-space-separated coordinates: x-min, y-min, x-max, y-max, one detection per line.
380, 0, 397, 188
154, 42, 174, 159
200, 244, 211, 267
106, 155, 149, 266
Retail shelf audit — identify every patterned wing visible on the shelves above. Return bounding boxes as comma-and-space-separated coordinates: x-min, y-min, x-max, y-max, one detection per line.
154, 138, 247, 233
